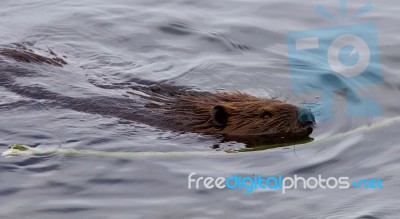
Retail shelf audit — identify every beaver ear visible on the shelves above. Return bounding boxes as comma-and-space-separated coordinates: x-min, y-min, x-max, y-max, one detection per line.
212, 105, 228, 127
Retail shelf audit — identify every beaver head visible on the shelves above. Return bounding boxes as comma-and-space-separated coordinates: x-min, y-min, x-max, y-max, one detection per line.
162, 92, 315, 145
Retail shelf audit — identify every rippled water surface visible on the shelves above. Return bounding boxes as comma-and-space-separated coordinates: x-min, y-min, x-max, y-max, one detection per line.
1, 0, 400, 218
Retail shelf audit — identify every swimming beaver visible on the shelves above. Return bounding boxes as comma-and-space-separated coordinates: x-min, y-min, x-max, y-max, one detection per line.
0, 47, 315, 146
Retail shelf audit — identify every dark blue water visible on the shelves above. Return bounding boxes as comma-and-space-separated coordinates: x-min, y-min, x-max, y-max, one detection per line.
1, 0, 400, 218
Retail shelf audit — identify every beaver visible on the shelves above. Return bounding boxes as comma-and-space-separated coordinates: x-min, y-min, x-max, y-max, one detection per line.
0, 47, 315, 147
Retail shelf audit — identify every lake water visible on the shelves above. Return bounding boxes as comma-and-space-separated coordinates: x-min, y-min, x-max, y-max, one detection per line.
0, 0, 400, 218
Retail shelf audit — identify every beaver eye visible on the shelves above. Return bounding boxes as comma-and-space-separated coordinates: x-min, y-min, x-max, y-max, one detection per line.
261, 111, 272, 119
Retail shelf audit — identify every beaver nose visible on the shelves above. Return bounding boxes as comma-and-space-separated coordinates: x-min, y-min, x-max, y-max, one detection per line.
298, 107, 315, 124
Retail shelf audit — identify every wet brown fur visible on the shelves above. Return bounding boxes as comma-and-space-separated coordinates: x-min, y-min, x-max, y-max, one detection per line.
147, 90, 314, 144
0, 48, 66, 67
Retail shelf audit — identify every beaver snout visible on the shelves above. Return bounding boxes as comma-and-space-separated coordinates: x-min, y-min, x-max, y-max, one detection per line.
298, 107, 315, 126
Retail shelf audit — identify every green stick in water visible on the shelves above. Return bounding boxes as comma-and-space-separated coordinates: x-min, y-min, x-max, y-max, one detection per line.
2, 144, 235, 159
